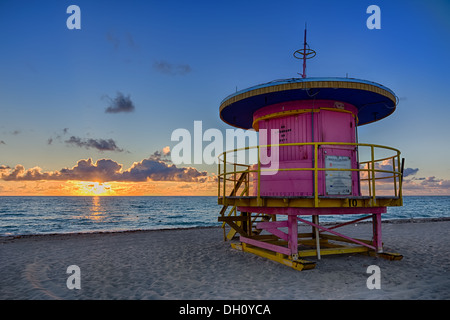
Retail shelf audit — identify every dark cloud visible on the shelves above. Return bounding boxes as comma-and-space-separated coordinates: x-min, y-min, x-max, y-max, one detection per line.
153, 60, 192, 75
0, 140, 5, 145
360, 161, 419, 179
121, 158, 207, 182
0, 148, 209, 183
149, 147, 171, 162
104, 92, 135, 113
120, 147, 207, 182
65, 136, 124, 152
403, 167, 419, 177
59, 158, 123, 181
48, 128, 125, 153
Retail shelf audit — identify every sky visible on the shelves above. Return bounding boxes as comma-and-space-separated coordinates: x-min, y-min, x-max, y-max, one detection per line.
0, 0, 449, 196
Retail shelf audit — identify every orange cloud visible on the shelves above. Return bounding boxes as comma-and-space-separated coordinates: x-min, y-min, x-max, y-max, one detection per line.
0, 148, 210, 183
0, 147, 217, 196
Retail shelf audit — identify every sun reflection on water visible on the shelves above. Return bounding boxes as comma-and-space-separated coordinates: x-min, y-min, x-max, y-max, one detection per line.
87, 196, 106, 221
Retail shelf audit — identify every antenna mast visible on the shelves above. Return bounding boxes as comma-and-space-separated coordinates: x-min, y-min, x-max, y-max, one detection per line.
293, 24, 316, 78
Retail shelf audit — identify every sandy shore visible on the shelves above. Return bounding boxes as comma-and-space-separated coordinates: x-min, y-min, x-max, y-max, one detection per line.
1, 219, 449, 300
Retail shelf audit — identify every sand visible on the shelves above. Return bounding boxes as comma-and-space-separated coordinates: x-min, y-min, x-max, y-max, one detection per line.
0, 219, 449, 300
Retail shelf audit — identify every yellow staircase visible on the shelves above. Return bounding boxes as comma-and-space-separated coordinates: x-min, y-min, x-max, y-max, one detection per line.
218, 170, 273, 240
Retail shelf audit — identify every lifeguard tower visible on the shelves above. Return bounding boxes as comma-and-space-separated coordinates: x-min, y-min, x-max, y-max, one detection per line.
218, 29, 404, 270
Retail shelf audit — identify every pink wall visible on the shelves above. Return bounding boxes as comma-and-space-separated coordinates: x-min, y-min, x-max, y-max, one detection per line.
253, 100, 360, 197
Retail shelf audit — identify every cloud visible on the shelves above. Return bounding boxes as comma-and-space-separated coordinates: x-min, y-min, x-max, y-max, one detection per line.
106, 31, 138, 50
104, 92, 135, 113
409, 176, 449, 187
59, 158, 123, 181
0, 160, 120, 182
0, 147, 209, 183
120, 147, 208, 182
358, 162, 450, 194
402, 176, 450, 194
1, 165, 56, 181
0, 140, 5, 145
148, 147, 171, 162
65, 136, 124, 153
125, 32, 137, 49
403, 167, 419, 177
47, 127, 70, 145
153, 60, 192, 75
48, 128, 125, 153
121, 158, 207, 183
360, 160, 419, 180
106, 31, 120, 50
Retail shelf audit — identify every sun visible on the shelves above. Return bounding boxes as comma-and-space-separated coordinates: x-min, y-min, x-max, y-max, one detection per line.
75, 181, 114, 196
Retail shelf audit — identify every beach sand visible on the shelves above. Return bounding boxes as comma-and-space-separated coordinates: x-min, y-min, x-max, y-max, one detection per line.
1, 219, 449, 300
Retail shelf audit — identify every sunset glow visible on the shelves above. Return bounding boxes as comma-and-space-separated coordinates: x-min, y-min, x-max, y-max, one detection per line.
75, 181, 115, 196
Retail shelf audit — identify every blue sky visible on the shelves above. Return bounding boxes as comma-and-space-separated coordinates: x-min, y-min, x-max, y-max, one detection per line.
0, 0, 449, 195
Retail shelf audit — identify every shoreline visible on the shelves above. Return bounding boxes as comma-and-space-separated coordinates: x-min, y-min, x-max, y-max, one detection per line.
2, 216, 449, 241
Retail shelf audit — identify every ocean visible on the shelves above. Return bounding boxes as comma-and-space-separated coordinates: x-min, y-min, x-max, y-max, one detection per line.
0, 196, 449, 236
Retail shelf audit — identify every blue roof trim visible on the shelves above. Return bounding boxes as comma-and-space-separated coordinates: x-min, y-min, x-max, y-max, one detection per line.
220, 77, 396, 105
219, 77, 397, 128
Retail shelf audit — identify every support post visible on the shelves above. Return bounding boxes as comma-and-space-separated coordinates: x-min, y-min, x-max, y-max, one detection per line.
288, 215, 298, 258
372, 213, 383, 253
242, 212, 248, 235
257, 146, 261, 206
312, 215, 321, 260
314, 143, 319, 207
370, 145, 376, 206
223, 152, 227, 206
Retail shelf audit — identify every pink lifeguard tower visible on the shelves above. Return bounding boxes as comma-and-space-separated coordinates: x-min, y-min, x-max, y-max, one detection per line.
218, 29, 404, 270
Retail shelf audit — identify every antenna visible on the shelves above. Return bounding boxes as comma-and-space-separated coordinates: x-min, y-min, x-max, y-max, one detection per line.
293, 23, 316, 78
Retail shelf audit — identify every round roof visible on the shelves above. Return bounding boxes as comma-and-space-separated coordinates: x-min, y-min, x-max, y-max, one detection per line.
219, 77, 397, 129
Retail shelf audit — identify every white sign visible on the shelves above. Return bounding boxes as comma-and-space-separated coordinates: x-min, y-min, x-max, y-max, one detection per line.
325, 155, 352, 195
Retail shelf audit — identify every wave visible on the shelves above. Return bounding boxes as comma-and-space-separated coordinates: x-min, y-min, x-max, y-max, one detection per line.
0, 196, 448, 237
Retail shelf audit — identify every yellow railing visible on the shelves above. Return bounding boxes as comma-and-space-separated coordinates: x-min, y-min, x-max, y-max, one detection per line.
218, 142, 403, 207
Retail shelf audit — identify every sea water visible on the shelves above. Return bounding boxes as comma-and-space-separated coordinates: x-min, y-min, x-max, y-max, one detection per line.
0, 196, 448, 236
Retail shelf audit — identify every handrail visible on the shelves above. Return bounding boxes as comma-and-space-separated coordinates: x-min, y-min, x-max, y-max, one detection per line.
218, 142, 402, 207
